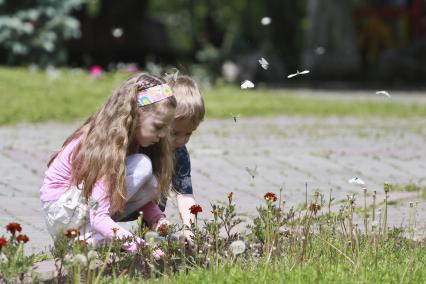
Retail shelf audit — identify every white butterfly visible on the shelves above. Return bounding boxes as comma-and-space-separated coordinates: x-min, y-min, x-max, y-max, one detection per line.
261, 17, 271, 26
287, 70, 310, 78
240, 80, 255, 89
172, 69, 179, 82
245, 165, 258, 179
258, 57, 269, 70
230, 113, 240, 123
348, 177, 365, 186
375, 90, 391, 98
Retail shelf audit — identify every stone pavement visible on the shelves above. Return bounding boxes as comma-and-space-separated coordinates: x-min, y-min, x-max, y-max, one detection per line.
1, 96, 426, 254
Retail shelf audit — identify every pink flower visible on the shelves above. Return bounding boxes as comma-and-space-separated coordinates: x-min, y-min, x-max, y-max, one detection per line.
89, 65, 103, 79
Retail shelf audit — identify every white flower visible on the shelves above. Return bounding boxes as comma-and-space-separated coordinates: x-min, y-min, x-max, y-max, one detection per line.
230, 240, 246, 255
73, 254, 88, 266
348, 177, 365, 186
145, 231, 159, 246
87, 250, 98, 261
63, 253, 74, 263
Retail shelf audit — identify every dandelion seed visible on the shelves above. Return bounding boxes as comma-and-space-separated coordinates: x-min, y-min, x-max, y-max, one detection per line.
73, 254, 88, 266
230, 240, 246, 255
258, 57, 269, 70
240, 80, 255, 89
348, 177, 365, 186
375, 90, 391, 98
112, 27, 123, 38
315, 46, 326, 55
261, 17, 272, 26
287, 69, 310, 79
371, 220, 378, 228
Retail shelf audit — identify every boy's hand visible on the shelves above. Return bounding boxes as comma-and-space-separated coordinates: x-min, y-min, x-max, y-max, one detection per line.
180, 229, 194, 247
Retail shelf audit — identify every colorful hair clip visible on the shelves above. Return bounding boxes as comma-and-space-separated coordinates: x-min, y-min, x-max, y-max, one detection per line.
136, 84, 173, 107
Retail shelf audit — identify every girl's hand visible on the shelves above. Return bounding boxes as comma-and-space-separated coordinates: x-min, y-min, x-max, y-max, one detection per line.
152, 217, 170, 231
152, 248, 165, 260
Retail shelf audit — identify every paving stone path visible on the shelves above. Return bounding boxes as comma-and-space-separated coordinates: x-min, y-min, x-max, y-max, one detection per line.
1, 96, 426, 256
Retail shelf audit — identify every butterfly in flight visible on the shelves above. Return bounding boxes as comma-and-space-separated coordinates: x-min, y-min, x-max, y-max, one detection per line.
287, 70, 310, 78
258, 57, 269, 70
245, 165, 258, 179
348, 177, 365, 186
230, 113, 240, 123
240, 80, 255, 89
375, 90, 391, 98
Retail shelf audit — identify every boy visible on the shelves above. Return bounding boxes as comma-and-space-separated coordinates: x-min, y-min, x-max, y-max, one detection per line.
160, 75, 205, 241
126, 75, 204, 241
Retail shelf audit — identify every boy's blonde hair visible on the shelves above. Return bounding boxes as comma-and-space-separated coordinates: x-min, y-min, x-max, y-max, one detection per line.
48, 73, 176, 214
166, 75, 205, 126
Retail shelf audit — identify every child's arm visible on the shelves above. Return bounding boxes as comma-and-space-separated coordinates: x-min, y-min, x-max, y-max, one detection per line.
139, 201, 167, 229
90, 181, 143, 252
176, 193, 196, 228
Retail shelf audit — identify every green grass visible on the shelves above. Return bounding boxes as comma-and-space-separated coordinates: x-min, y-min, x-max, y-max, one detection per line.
1, 67, 426, 125
113, 235, 426, 284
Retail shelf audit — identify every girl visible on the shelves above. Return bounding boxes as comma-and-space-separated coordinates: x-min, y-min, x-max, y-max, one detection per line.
40, 73, 176, 254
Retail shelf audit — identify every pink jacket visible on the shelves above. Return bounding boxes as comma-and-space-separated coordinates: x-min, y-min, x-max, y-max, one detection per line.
40, 138, 164, 252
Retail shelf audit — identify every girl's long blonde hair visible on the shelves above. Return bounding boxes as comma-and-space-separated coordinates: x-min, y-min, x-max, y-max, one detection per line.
48, 73, 176, 213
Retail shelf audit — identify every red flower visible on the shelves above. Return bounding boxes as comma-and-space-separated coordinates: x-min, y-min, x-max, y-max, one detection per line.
65, 228, 79, 239
16, 234, 29, 243
189, 204, 203, 216
0, 237, 7, 250
112, 227, 119, 234
6, 222, 22, 235
309, 203, 321, 214
264, 192, 277, 202
157, 223, 168, 237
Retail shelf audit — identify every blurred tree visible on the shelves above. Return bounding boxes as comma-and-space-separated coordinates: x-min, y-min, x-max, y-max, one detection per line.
0, 0, 84, 66
148, 0, 305, 82
301, 0, 361, 79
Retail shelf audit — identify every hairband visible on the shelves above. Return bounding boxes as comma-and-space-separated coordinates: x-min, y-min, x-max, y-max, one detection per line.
136, 83, 173, 107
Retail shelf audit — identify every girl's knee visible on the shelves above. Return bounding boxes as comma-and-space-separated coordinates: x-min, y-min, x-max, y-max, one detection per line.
127, 154, 153, 175
126, 154, 154, 189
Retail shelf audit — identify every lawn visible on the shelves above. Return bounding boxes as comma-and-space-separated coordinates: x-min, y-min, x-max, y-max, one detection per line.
1, 67, 426, 125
